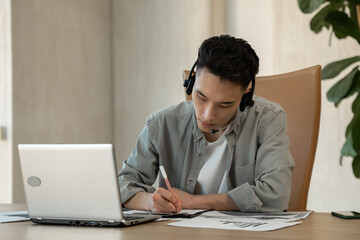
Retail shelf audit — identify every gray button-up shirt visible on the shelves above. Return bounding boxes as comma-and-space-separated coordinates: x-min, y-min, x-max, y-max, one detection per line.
118, 95, 294, 212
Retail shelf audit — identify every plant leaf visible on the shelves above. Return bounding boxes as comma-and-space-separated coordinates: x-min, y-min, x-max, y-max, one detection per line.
341, 131, 357, 158
310, 4, 333, 33
322, 56, 360, 80
324, 11, 360, 43
345, 112, 357, 139
326, 67, 359, 104
298, 0, 325, 13
353, 93, 360, 113
339, 155, 344, 165
352, 111, 360, 155
352, 156, 360, 178
343, 69, 360, 99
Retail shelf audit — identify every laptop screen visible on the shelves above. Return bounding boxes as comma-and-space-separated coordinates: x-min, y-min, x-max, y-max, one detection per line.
18, 144, 124, 222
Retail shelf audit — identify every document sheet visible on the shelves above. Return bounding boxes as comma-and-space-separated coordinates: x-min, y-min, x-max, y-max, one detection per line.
124, 209, 208, 218
167, 211, 312, 231
0, 211, 30, 223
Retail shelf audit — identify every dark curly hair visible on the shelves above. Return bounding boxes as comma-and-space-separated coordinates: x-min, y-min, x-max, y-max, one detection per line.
196, 35, 259, 89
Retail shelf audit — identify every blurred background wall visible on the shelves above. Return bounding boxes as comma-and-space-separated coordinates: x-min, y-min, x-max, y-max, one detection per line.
1, 0, 112, 203
1, 0, 359, 212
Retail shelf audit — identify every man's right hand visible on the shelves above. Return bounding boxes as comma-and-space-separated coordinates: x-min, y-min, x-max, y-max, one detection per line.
148, 188, 181, 213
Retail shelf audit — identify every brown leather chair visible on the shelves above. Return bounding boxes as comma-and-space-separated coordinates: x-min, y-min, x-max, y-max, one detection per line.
182, 65, 321, 211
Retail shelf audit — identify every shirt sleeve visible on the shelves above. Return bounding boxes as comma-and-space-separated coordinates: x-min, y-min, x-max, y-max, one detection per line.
228, 109, 295, 212
117, 121, 159, 204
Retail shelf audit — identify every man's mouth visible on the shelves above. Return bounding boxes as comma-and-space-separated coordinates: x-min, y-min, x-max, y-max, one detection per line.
199, 119, 215, 128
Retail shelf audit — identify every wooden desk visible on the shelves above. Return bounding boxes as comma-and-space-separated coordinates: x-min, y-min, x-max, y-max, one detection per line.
1, 204, 359, 240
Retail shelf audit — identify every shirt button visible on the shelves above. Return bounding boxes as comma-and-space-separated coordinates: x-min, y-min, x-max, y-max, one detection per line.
197, 152, 203, 157
188, 179, 193, 183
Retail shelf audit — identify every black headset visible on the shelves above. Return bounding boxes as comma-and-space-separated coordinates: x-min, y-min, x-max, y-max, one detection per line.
183, 60, 255, 112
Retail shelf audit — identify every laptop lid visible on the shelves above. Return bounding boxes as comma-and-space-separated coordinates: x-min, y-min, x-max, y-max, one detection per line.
18, 144, 158, 226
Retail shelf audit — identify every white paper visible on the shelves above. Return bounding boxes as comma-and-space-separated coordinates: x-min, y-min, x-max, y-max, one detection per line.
124, 209, 206, 218
0, 211, 30, 223
167, 211, 311, 231
124, 209, 205, 215
201, 211, 311, 221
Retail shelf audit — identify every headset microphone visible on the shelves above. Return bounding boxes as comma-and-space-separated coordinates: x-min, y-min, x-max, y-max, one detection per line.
211, 129, 219, 134
210, 119, 235, 134
211, 125, 227, 134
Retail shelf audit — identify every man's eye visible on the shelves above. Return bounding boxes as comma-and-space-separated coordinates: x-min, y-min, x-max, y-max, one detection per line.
219, 105, 230, 108
198, 95, 206, 101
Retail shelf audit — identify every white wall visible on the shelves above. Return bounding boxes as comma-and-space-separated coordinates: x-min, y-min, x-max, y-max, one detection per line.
0, 0, 12, 203
9, 0, 113, 203
226, 0, 274, 75
112, 0, 222, 164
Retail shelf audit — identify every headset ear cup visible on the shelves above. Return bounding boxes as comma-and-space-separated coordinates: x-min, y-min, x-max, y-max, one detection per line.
185, 75, 195, 95
239, 92, 253, 111
184, 60, 198, 96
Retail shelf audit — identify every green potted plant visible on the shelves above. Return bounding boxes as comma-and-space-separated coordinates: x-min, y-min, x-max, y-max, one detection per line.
297, 0, 360, 178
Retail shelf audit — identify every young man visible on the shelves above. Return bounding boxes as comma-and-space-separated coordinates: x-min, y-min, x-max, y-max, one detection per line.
118, 35, 294, 213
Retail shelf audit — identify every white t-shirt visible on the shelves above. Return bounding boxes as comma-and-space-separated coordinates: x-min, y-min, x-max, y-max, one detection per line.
194, 130, 229, 195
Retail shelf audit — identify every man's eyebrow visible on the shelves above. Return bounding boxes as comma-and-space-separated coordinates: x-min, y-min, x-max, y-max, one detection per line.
195, 89, 207, 98
195, 88, 235, 105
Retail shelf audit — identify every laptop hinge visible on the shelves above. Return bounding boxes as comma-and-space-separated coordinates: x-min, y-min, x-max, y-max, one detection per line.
108, 220, 115, 223
36, 217, 43, 220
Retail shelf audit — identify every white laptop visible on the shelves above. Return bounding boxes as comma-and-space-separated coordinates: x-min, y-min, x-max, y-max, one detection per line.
18, 144, 160, 227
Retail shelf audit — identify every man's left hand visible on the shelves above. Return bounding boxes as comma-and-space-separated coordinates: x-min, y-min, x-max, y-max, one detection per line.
171, 188, 197, 209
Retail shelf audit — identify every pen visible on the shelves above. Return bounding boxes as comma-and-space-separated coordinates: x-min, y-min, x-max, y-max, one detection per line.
159, 165, 181, 212
159, 165, 172, 190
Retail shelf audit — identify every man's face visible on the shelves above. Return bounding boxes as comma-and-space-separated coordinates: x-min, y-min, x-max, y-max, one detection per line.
192, 68, 247, 136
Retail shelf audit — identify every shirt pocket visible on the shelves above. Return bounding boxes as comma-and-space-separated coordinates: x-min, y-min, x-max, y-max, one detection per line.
234, 162, 255, 186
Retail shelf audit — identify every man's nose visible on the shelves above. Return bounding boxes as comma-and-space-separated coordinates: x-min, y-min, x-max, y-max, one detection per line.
203, 104, 216, 121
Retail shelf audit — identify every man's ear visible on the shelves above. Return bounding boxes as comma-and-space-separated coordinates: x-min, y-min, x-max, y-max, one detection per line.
246, 81, 252, 93
242, 82, 251, 94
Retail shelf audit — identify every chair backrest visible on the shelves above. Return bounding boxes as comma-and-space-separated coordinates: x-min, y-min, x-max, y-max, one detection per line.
182, 65, 321, 211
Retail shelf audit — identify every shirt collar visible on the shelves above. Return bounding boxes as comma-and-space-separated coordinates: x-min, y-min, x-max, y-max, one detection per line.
191, 106, 248, 142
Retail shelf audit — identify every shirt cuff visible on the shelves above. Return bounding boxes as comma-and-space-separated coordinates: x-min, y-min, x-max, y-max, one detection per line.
119, 181, 156, 204
227, 182, 263, 212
